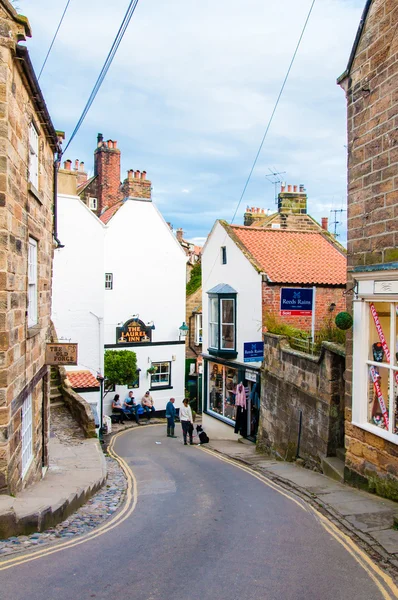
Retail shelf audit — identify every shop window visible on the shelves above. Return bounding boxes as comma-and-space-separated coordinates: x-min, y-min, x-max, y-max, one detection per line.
208, 362, 239, 422
195, 313, 203, 345
150, 362, 171, 388
105, 273, 113, 290
21, 394, 33, 478
207, 288, 237, 358
28, 237, 38, 327
28, 122, 39, 190
352, 300, 398, 443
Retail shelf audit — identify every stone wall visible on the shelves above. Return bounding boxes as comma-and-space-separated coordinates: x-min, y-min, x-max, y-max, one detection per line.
186, 287, 201, 360
0, 3, 56, 494
258, 333, 345, 468
339, 0, 398, 500
262, 283, 346, 332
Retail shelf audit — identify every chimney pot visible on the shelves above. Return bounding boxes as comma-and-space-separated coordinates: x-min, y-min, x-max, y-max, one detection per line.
97, 133, 103, 146
79, 161, 85, 171
128, 169, 134, 180
176, 228, 183, 242
134, 170, 140, 178
293, 185, 297, 192
141, 171, 146, 180
321, 217, 329, 231
299, 184, 305, 193
113, 141, 117, 148
287, 184, 292, 192
64, 159, 72, 171
281, 182, 286, 192
74, 159, 79, 171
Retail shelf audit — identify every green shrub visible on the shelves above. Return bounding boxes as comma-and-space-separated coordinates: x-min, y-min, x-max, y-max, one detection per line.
335, 311, 353, 330
263, 313, 307, 339
186, 261, 201, 296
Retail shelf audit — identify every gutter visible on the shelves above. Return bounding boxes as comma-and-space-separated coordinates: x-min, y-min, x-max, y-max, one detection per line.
337, 0, 373, 84
53, 153, 64, 248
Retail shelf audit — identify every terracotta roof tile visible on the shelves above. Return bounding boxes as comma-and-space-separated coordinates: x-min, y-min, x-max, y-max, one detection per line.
230, 225, 346, 285
67, 371, 100, 390
99, 201, 124, 224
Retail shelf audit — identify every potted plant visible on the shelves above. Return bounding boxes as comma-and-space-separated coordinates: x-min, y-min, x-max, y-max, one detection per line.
147, 365, 157, 375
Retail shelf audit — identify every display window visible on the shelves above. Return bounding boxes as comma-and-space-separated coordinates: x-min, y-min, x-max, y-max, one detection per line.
353, 299, 398, 442
208, 362, 239, 422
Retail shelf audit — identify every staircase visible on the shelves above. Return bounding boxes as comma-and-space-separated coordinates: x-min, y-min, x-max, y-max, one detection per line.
50, 366, 63, 405
321, 447, 345, 483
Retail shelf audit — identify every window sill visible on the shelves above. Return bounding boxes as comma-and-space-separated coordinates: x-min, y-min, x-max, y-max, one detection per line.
28, 183, 43, 204
27, 325, 40, 339
208, 348, 238, 359
149, 385, 173, 391
352, 420, 398, 446
205, 409, 235, 427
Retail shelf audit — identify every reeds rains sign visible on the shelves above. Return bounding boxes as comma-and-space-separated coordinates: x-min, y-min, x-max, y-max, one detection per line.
280, 288, 313, 316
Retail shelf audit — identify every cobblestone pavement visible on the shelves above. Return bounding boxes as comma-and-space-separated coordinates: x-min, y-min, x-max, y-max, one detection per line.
0, 455, 127, 556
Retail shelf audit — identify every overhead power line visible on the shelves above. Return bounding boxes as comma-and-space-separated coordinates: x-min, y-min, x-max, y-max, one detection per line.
38, 0, 71, 81
230, 0, 316, 224
64, 0, 140, 153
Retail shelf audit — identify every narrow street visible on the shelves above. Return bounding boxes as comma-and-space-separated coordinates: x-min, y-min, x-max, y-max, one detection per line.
0, 425, 395, 600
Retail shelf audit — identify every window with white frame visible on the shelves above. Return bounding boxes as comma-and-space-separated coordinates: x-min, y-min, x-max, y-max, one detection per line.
353, 297, 398, 443
195, 313, 203, 345
150, 362, 171, 388
89, 197, 98, 210
209, 297, 219, 349
208, 292, 236, 355
105, 273, 113, 290
21, 394, 33, 478
28, 122, 39, 190
28, 237, 38, 327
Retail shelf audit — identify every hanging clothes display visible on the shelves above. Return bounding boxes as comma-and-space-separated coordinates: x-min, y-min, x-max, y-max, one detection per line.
235, 382, 246, 408
234, 406, 247, 436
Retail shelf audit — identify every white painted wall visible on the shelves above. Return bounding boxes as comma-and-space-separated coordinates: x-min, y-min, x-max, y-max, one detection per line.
52, 194, 105, 413
202, 221, 263, 363
104, 199, 187, 412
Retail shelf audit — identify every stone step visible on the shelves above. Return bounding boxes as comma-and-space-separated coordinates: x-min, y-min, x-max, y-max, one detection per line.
321, 456, 345, 483
336, 447, 346, 462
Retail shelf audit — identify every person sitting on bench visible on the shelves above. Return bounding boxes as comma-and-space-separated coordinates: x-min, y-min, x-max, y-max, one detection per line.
124, 391, 140, 424
141, 391, 155, 422
112, 394, 127, 424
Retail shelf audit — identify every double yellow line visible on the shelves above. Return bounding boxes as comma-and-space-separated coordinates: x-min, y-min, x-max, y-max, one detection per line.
0, 428, 137, 572
199, 446, 398, 600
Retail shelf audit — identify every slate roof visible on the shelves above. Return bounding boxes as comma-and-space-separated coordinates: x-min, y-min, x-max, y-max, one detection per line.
67, 371, 100, 390
228, 225, 346, 285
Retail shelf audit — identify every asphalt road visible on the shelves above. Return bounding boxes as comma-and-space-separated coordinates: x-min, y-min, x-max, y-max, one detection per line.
0, 425, 395, 600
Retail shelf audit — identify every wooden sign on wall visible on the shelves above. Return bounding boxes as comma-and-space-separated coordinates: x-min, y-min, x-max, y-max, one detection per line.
46, 343, 78, 365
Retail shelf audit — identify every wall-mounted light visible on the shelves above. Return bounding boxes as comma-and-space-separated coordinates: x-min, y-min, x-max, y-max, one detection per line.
132, 314, 139, 320
179, 322, 189, 340
147, 321, 156, 330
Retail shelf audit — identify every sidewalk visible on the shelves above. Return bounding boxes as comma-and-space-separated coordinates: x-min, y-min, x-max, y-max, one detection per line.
0, 437, 107, 539
207, 439, 398, 571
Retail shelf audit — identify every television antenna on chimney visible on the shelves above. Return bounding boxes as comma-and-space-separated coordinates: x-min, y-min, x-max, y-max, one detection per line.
265, 168, 286, 204
330, 208, 347, 238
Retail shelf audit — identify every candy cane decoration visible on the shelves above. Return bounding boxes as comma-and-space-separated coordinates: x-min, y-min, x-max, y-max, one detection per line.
369, 303, 398, 387
369, 366, 389, 429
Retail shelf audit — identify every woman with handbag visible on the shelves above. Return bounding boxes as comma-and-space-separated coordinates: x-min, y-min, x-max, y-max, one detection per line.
180, 398, 194, 445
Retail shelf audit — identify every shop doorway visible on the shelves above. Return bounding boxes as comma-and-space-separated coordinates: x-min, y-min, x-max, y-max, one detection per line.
245, 378, 260, 442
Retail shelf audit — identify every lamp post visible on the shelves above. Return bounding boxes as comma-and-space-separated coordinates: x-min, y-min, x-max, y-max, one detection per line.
179, 321, 189, 341
96, 373, 104, 443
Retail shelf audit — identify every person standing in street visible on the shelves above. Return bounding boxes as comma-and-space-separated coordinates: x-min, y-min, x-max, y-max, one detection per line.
165, 397, 177, 438
180, 398, 194, 445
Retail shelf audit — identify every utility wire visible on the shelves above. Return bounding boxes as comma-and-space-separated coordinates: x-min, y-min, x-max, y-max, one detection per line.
38, 0, 71, 81
64, 0, 140, 153
230, 0, 316, 224
203, 0, 316, 288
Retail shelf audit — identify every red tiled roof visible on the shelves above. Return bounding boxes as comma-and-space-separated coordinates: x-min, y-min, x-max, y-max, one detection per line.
99, 201, 124, 224
230, 225, 346, 285
67, 371, 100, 390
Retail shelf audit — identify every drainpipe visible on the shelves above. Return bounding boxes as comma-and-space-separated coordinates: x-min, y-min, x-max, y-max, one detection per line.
53, 149, 64, 248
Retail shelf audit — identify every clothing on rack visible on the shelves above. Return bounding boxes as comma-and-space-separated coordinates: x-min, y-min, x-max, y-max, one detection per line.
235, 382, 246, 408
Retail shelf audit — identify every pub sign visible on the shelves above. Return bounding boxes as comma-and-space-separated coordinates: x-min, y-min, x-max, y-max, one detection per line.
116, 318, 152, 344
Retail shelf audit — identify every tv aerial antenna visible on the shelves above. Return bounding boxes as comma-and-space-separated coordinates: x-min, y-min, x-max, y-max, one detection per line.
266, 168, 286, 204
330, 208, 347, 238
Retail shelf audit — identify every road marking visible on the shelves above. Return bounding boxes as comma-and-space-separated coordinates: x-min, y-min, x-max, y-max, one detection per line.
0, 427, 139, 571
199, 446, 398, 600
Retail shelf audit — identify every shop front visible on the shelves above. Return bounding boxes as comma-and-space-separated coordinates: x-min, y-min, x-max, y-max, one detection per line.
204, 357, 260, 441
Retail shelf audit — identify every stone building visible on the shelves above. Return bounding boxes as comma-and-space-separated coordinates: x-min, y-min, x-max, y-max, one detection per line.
0, 1, 59, 494
338, 0, 398, 499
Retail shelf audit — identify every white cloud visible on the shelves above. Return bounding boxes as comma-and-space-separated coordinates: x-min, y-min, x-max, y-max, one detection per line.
18, 0, 364, 241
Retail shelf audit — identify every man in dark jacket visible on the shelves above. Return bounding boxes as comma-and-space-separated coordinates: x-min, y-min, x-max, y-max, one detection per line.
166, 397, 177, 438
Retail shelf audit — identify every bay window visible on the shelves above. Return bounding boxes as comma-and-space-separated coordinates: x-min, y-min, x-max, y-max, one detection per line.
353, 286, 398, 443
207, 284, 237, 358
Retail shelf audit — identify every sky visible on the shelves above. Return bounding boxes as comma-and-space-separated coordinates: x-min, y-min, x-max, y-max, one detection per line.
16, 0, 364, 246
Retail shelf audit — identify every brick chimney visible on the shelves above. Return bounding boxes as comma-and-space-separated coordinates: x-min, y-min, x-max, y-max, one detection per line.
94, 133, 122, 213
121, 169, 151, 200
278, 183, 307, 215
321, 217, 329, 231
176, 228, 184, 243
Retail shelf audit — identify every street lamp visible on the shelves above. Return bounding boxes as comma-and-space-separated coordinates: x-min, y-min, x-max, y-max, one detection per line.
179, 321, 189, 341
96, 373, 105, 443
